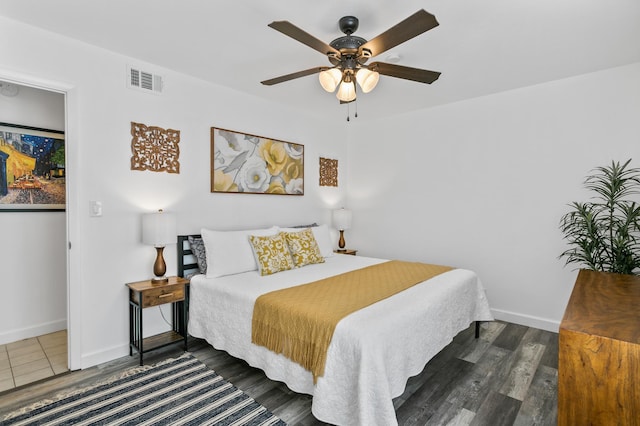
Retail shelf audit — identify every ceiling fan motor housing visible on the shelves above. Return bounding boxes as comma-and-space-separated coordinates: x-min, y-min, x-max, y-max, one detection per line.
330, 16, 372, 67
330, 35, 367, 52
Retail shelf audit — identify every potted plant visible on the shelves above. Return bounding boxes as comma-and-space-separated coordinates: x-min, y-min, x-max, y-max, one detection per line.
559, 159, 640, 275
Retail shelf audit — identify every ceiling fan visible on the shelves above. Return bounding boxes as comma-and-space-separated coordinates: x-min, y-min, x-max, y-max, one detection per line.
261, 9, 441, 104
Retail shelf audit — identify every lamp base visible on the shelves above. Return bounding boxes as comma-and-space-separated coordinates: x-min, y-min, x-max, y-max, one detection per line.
151, 276, 169, 285
338, 229, 346, 250
151, 246, 168, 285
336, 248, 347, 252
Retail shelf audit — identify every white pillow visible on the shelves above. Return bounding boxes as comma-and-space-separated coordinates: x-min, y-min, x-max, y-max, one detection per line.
278, 223, 334, 258
202, 226, 278, 278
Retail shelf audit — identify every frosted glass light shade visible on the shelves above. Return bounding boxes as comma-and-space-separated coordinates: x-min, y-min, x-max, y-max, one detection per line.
319, 68, 342, 92
333, 208, 352, 231
336, 81, 356, 102
142, 209, 177, 247
356, 68, 380, 93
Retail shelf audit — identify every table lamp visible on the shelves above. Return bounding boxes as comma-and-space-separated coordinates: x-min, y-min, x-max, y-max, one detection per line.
142, 209, 177, 284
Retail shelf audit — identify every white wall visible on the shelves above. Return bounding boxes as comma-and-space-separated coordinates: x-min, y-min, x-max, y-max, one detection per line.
0, 84, 65, 129
347, 62, 640, 331
0, 84, 67, 344
0, 16, 348, 367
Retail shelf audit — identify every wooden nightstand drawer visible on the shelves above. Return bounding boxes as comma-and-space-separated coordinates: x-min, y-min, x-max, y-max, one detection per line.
138, 286, 184, 307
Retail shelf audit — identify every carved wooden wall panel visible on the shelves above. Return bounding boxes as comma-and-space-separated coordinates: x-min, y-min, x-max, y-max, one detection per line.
319, 157, 338, 187
131, 122, 180, 173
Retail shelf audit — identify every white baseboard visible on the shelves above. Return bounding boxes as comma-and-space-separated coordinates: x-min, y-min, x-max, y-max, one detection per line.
0, 319, 67, 345
79, 319, 174, 369
491, 308, 560, 333
81, 343, 130, 369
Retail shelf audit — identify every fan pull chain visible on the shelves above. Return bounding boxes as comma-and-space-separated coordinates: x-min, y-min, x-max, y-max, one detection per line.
346, 100, 359, 122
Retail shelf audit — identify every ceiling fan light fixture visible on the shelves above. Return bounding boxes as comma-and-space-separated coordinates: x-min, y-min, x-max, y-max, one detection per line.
319, 68, 342, 92
336, 80, 356, 102
355, 68, 379, 93
264, 10, 441, 110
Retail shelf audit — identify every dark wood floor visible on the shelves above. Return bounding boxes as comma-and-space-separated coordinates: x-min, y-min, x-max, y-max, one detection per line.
0, 321, 558, 425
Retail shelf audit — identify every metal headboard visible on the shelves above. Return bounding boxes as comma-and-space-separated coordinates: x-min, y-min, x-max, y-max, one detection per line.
177, 234, 201, 278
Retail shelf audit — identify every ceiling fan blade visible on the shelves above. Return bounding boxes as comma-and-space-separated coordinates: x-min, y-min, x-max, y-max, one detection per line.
261, 67, 329, 86
359, 10, 439, 58
369, 62, 441, 84
268, 21, 341, 57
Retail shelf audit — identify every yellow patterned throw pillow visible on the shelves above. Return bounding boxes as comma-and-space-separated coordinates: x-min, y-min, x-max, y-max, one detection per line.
283, 228, 325, 267
249, 233, 295, 276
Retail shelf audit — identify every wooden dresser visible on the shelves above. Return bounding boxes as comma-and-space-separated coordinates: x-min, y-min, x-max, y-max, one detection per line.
558, 269, 640, 425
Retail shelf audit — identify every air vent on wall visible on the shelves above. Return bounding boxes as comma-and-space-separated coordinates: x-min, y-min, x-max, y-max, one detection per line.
127, 66, 163, 94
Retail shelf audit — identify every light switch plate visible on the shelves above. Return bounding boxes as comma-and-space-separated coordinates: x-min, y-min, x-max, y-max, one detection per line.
90, 201, 102, 217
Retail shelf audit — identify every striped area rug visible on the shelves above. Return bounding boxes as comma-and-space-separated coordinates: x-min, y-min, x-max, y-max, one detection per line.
2, 353, 286, 426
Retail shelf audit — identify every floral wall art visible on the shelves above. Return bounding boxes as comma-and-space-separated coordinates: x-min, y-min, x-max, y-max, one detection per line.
211, 127, 304, 195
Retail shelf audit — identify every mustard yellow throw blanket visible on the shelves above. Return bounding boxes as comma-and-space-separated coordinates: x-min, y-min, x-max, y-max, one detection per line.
251, 260, 453, 382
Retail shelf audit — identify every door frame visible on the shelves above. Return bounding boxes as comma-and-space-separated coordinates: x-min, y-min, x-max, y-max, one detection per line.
0, 70, 80, 370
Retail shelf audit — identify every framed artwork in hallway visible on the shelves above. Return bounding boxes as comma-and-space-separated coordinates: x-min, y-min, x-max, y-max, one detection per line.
0, 122, 65, 212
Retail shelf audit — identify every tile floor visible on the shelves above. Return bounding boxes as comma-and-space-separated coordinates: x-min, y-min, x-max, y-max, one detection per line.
0, 330, 68, 392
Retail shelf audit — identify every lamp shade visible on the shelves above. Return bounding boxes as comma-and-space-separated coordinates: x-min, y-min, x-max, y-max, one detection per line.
356, 68, 380, 93
319, 68, 342, 92
333, 208, 352, 231
142, 209, 177, 247
336, 80, 356, 102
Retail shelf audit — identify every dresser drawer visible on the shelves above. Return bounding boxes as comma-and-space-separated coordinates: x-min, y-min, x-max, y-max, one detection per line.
134, 285, 185, 308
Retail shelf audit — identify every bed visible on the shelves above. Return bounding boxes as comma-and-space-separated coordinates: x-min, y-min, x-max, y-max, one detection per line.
178, 226, 493, 426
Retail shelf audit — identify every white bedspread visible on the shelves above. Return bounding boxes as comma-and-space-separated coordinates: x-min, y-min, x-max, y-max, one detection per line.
188, 255, 493, 426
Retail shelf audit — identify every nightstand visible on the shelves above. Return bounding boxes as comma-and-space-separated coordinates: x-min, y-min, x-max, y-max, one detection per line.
334, 249, 357, 256
126, 276, 190, 365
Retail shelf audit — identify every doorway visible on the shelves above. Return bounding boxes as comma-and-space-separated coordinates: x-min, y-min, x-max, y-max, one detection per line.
0, 78, 73, 389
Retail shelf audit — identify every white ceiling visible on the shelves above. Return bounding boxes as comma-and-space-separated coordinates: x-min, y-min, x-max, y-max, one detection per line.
1, 0, 639, 121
